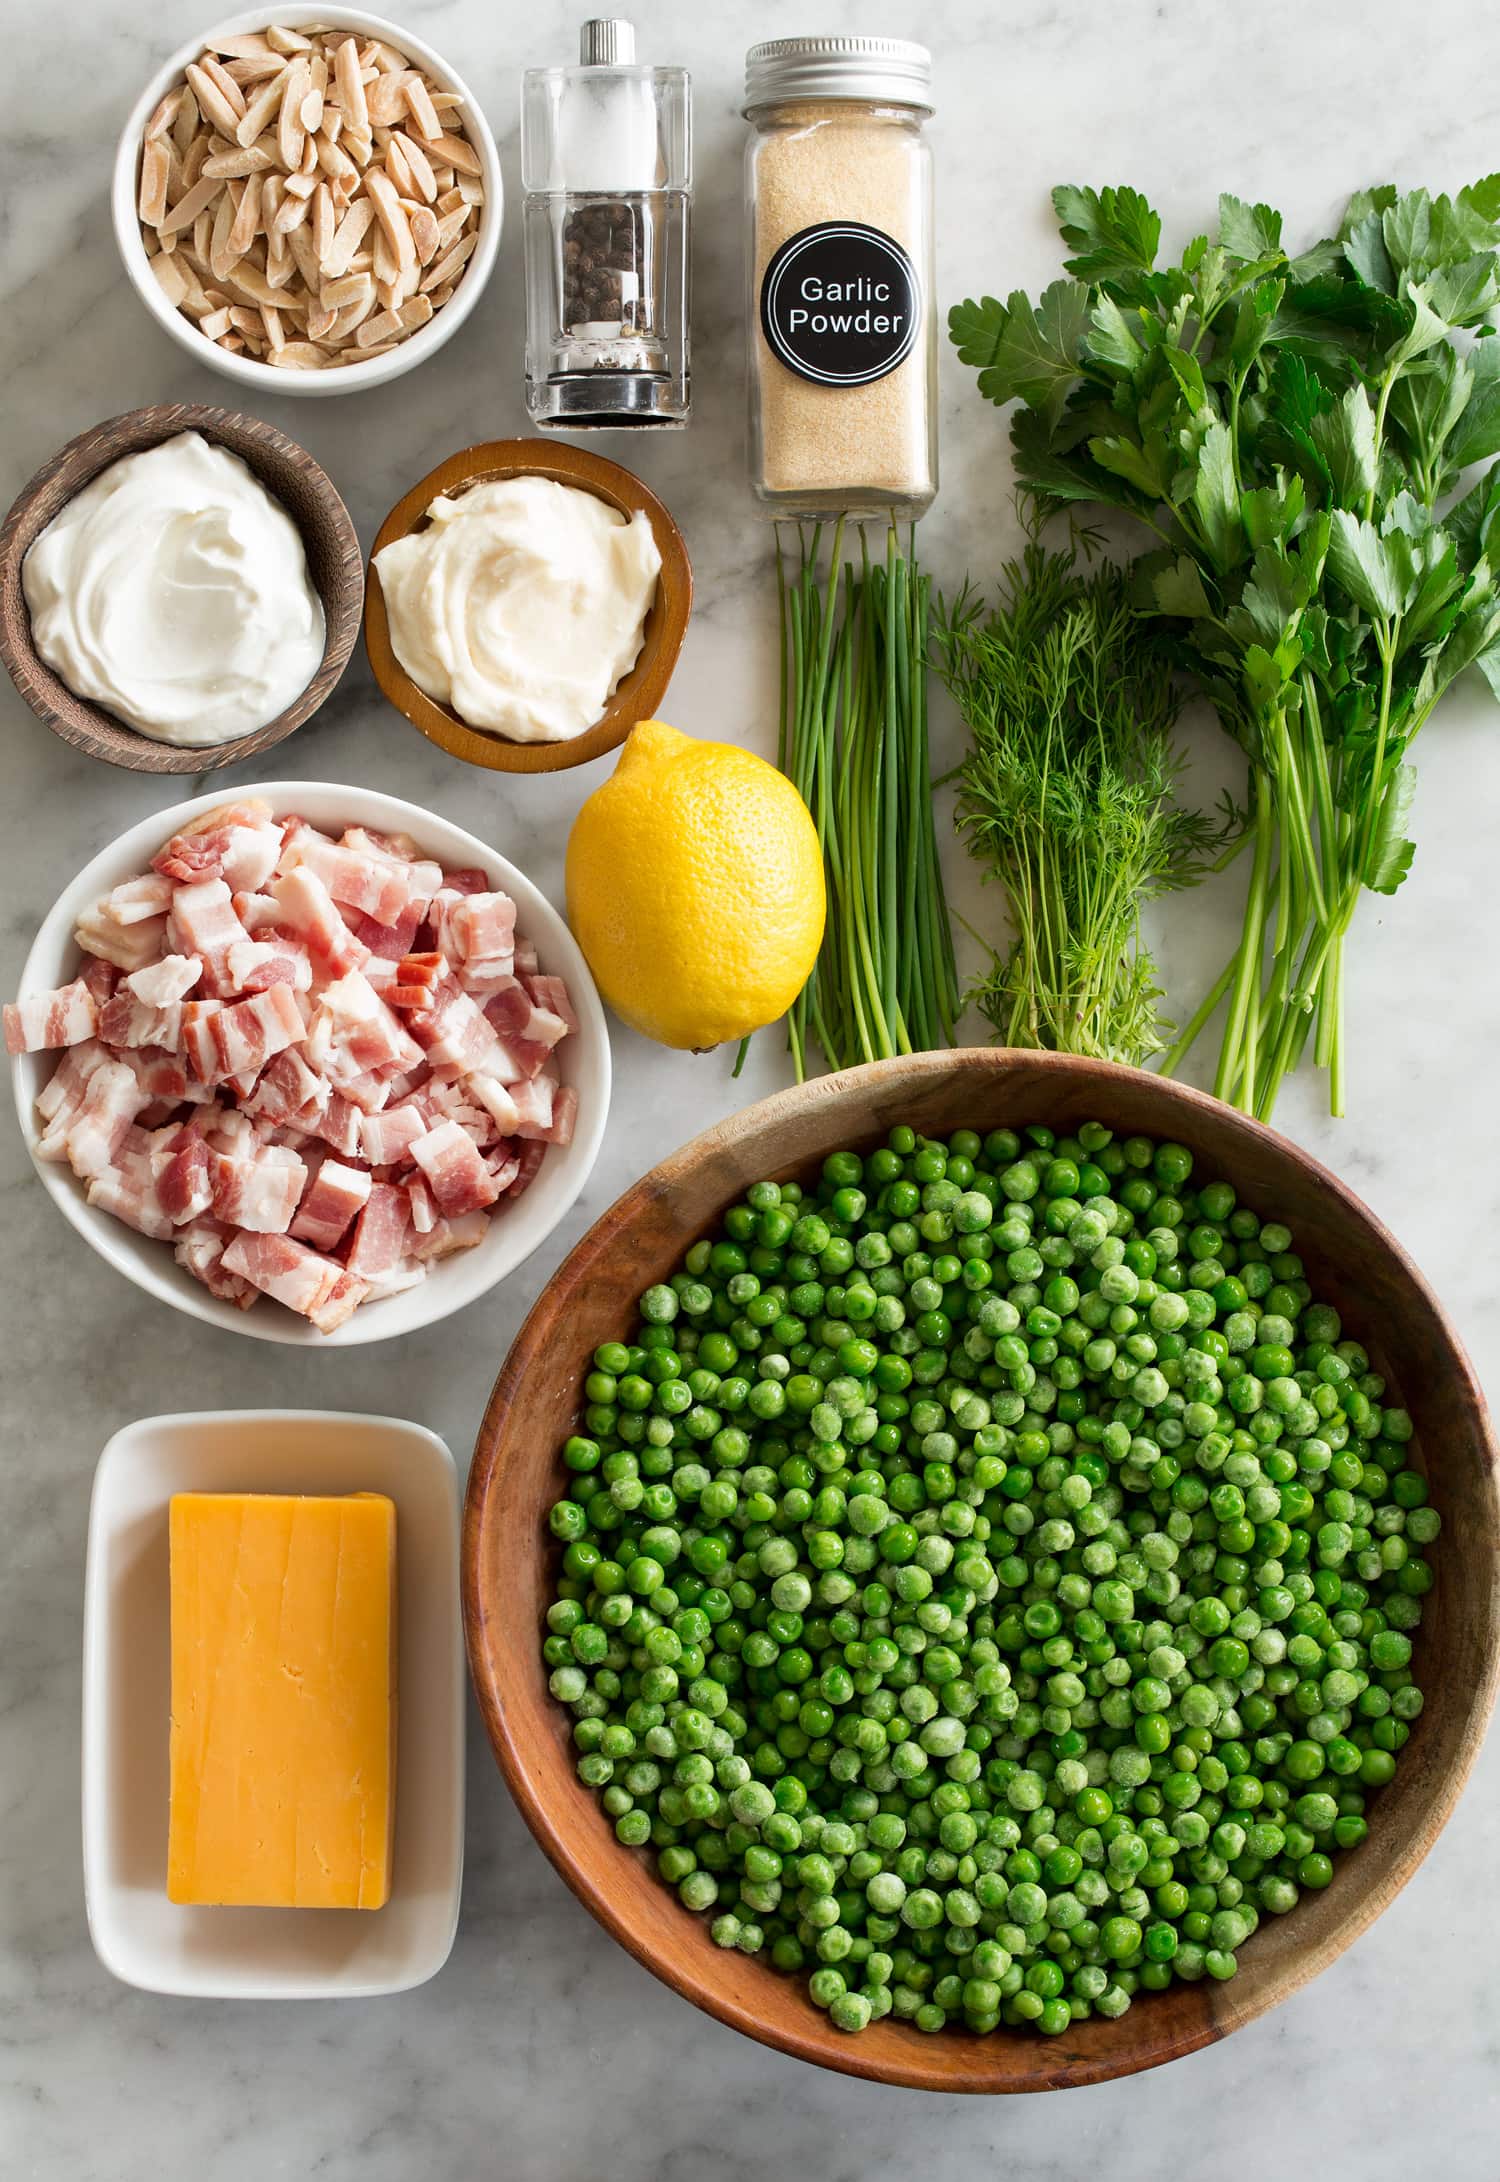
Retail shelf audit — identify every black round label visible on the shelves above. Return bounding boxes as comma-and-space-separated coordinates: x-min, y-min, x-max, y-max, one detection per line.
760, 221, 921, 388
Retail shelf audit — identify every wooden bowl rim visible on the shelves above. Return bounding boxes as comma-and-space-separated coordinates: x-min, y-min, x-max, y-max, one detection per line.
364, 438, 692, 774
0, 403, 363, 774
463, 1049, 1500, 2092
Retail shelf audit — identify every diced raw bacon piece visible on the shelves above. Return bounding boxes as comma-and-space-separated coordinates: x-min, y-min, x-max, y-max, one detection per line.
127, 954, 202, 1007
186, 984, 305, 1085
221, 1231, 367, 1333
167, 879, 254, 997
509, 1074, 556, 1140
442, 867, 491, 896
487, 1031, 553, 1083
115, 1045, 192, 1104
409, 986, 501, 1075
507, 1140, 547, 1200
103, 873, 175, 925
275, 814, 336, 865
548, 1085, 578, 1148
153, 803, 283, 892
410, 1119, 502, 1217
269, 866, 368, 977
66, 1060, 150, 1179
289, 834, 441, 926
360, 1102, 426, 1167
227, 936, 314, 993
290, 1159, 371, 1251
345, 1181, 411, 1277
36, 1039, 111, 1128
515, 937, 539, 976
4, 979, 97, 1055
85, 1158, 175, 1240
350, 899, 425, 960
234, 891, 281, 932
73, 911, 169, 974
175, 1218, 258, 1307
467, 1074, 521, 1136
525, 973, 580, 1037
332, 1068, 394, 1116
359, 1259, 428, 1301
451, 892, 517, 982
407, 1176, 437, 1234
410, 1209, 490, 1261
311, 969, 424, 1078
305, 1091, 363, 1157
210, 1142, 307, 1233
386, 950, 451, 1010
486, 1149, 522, 1193
152, 1122, 214, 1224
482, 973, 568, 1051
245, 1047, 329, 1129
99, 989, 184, 1051
343, 825, 444, 884
79, 957, 119, 1005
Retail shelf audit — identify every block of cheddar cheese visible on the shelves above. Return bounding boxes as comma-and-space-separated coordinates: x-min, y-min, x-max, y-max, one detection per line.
167, 1490, 397, 1909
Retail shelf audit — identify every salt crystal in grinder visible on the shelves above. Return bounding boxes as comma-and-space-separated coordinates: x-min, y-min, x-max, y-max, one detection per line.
522, 19, 691, 428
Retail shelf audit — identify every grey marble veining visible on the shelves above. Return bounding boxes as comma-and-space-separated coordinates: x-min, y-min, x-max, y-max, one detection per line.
3, 2, 1499, 2175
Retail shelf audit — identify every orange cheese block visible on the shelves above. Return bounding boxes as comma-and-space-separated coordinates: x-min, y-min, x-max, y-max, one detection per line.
167, 1490, 397, 1909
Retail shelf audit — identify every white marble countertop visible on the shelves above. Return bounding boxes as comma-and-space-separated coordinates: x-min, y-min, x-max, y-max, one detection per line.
4, 1, 1499, 2174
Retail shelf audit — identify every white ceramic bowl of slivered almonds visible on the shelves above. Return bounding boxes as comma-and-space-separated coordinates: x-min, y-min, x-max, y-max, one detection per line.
110, 10, 501, 395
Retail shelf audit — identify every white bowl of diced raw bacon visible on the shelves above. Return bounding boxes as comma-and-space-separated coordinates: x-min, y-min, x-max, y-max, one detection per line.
6, 784, 609, 1343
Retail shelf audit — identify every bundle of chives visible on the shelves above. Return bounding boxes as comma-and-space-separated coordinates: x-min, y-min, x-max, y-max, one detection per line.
775, 520, 958, 1080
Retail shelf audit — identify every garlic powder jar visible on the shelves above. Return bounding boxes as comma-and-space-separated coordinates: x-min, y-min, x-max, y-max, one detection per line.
744, 37, 936, 518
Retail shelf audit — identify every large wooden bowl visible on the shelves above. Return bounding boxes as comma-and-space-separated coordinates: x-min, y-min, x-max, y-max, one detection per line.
365, 439, 692, 774
464, 1051, 1500, 2091
0, 405, 363, 773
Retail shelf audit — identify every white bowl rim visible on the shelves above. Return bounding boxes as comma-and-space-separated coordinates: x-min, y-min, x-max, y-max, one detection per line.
9, 780, 611, 1346
110, 5, 502, 398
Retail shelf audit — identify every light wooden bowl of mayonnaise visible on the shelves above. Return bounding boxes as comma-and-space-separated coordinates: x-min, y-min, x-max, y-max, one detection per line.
365, 438, 692, 774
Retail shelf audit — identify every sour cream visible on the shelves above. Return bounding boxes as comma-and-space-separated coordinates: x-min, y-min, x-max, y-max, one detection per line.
22, 432, 324, 747
374, 474, 661, 741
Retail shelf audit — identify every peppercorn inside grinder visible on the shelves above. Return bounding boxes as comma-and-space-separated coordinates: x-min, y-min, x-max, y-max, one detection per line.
522, 19, 691, 428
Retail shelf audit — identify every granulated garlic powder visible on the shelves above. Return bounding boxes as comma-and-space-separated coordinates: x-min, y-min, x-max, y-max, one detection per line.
749, 101, 935, 511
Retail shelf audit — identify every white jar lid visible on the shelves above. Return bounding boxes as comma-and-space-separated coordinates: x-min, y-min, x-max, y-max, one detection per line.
744, 35, 933, 113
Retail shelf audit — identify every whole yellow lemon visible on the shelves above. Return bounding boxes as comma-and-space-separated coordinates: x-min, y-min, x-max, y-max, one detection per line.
566, 719, 825, 1050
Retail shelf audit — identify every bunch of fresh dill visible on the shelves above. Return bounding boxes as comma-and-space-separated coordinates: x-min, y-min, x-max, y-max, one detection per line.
937, 543, 1235, 1066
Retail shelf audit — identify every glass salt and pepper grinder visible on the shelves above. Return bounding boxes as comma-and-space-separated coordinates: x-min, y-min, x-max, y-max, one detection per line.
522, 19, 692, 428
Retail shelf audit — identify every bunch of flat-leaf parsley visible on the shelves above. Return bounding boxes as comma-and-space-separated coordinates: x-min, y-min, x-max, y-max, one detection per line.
951, 180, 1500, 1117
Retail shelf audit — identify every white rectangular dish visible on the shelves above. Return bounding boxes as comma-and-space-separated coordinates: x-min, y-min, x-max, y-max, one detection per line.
82, 1409, 464, 1997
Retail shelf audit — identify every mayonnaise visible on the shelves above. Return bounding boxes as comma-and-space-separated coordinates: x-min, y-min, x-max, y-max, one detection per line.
22, 432, 324, 747
373, 474, 662, 741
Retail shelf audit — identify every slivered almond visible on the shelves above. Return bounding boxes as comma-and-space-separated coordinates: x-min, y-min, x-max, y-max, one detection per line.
150, 252, 191, 307
384, 135, 413, 197
210, 32, 276, 60
224, 54, 286, 84
320, 269, 373, 311
209, 184, 240, 280
311, 181, 334, 261
408, 205, 440, 265
159, 172, 220, 235
198, 53, 247, 116
173, 84, 200, 158
270, 341, 328, 368
139, 139, 170, 226
145, 88, 182, 140
192, 205, 214, 264
266, 24, 313, 55
333, 36, 368, 133
391, 130, 436, 201
235, 66, 288, 147
182, 132, 210, 189
306, 301, 338, 340
277, 57, 308, 169
421, 231, 478, 292
300, 76, 325, 134
433, 204, 468, 250
368, 40, 411, 72
429, 130, 482, 177
319, 106, 343, 147
228, 171, 262, 255
458, 173, 484, 207
282, 166, 318, 199
404, 75, 442, 142
199, 306, 233, 339
322, 196, 374, 276
366, 72, 411, 126
260, 303, 285, 350
327, 292, 377, 341
273, 186, 310, 234
204, 144, 275, 178
365, 167, 414, 273
314, 131, 359, 183
184, 62, 241, 138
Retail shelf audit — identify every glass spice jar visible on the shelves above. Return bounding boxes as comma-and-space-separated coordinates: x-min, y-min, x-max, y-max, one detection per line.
744, 36, 936, 518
